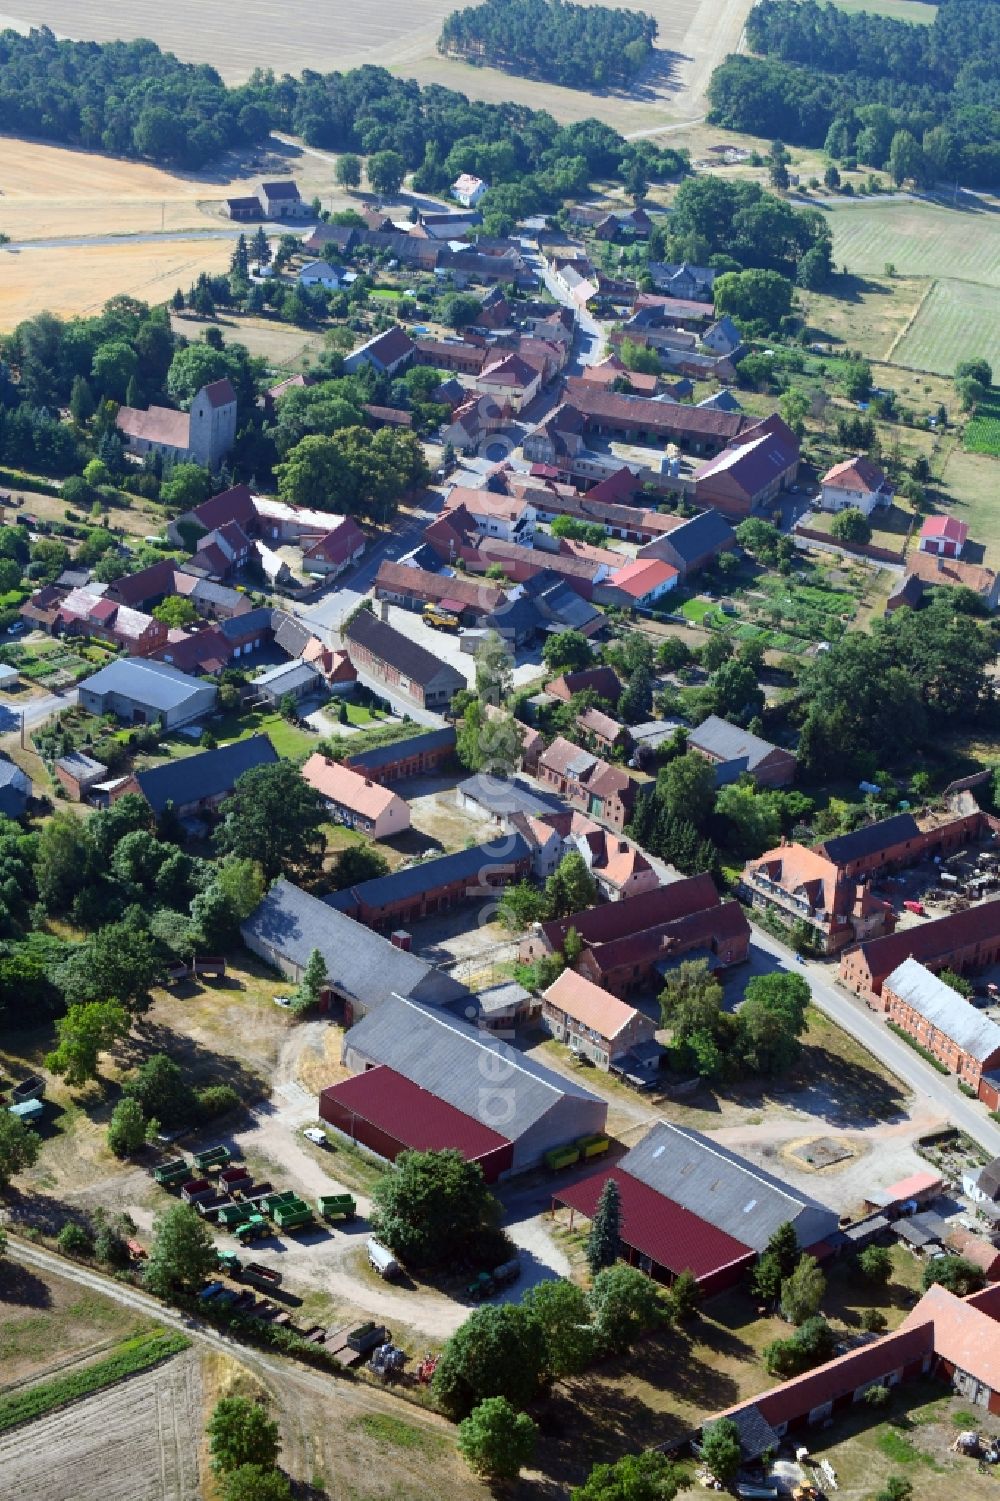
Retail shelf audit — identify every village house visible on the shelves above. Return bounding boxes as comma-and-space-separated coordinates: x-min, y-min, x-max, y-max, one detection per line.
542, 968, 657, 1069
536, 736, 637, 833
54, 751, 108, 803
569, 821, 658, 902
598, 556, 679, 608
258, 180, 309, 219
902, 551, 1000, 609
687, 715, 797, 788
117, 379, 237, 471
374, 561, 503, 623
253, 659, 324, 708
520, 873, 751, 995
344, 607, 465, 713
297, 259, 346, 288
0, 759, 31, 819
441, 395, 509, 453
56, 586, 167, 657
880, 957, 1000, 1093
476, 353, 542, 411
546, 666, 621, 705
819, 455, 894, 515
647, 262, 716, 300
576, 706, 630, 757
840, 898, 1000, 1004
343, 326, 415, 377
452, 173, 489, 208
113, 734, 278, 819
919, 514, 969, 558
414, 337, 487, 376
301, 753, 411, 840
559, 383, 750, 456
638, 508, 736, 579
443, 487, 536, 545
701, 317, 743, 358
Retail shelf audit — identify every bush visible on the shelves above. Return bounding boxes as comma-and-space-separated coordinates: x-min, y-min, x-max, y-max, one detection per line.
57, 1220, 94, 1257
196, 1084, 241, 1121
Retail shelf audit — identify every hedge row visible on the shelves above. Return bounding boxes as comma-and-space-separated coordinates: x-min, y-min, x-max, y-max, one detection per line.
0, 1327, 189, 1433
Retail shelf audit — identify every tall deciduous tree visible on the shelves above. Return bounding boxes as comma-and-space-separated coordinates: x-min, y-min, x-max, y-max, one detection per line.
458, 1397, 537, 1480
0, 1110, 41, 1188
214, 761, 326, 881
522, 1278, 595, 1378
145, 1202, 217, 1296
780, 1254, 826, 1324
46, 1000, 131, 1086
433, 1304, 547, 1417
208, 1396, 281, 1474
371, 1149, 505, 1269
588, 1265, 667, 1353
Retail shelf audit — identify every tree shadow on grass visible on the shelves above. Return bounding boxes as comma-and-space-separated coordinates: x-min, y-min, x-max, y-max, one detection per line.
0, 1259, 52, 1308
121, 1020, 267, 1104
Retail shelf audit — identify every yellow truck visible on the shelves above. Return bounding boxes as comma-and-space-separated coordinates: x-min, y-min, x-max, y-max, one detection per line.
422, 604, 461, 632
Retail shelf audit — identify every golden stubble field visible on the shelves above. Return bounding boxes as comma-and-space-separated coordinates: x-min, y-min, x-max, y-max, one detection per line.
0, 239, 234, 327
0, 0, 753, 127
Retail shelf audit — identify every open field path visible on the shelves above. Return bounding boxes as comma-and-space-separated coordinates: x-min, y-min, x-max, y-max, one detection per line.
4, 1235, 453, 1431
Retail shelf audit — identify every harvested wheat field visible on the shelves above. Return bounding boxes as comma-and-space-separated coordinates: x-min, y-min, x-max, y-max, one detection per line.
0, 136, 265, 241
0, 238, 234, 328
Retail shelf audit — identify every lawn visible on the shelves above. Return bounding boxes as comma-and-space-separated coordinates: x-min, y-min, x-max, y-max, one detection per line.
937, 441, 1000, 564
196, 707, 319, 761
829, 0, 936, 18
893, 278, 1000, 377
965, 393, 1000, 457
802, 273, 927, 364
825, 199, 1000, 290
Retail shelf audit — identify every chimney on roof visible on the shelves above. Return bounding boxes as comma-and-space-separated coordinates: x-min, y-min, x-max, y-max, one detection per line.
390, 930, 412, 951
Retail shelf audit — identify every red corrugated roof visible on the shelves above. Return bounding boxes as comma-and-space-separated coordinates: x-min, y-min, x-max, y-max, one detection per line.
555, 1166, 754, 1283
320, 1066, 511, 1161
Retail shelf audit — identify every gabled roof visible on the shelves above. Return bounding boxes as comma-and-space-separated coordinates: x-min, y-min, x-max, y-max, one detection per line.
543, 968, 643, 1040
321, 1065, 511, 1160
458, 774, 564, 819
852, 897, 1000, 982
344, 726, 456, 774
242, 878, 468, 1012
201, 378, 237, 408
348, 326, 416, 368
538, 873, 720, 952
621, 1121, 838, 1253
688, 714, 792, 772
301, 754, 404, 822
327, 835, 530, 914
884, 957, 1000, 1062
921, 514, 969, 544
341, 995, 604, 1141
345, 607, 464, 691
646, 508, 735, 565
819, 811, 922, 866
260, 180, 301, 200
132, 734, 277, 814
577, 706, 627, 742
79, 657, 213, 714
608, 556, 678, 598
546, 666, 621, 704
905, 551, 997, 598
116, 404, 189, 449
218, 607, 273, 642
821, 454, 888, 491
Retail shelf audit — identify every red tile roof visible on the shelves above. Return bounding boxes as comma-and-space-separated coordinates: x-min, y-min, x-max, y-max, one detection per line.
821, 454, 888, 491
921, 514, 969, 545
850, 897, 1000, 986
609, 556, 679, 598
901, 1281, 1000, 1389
546, 666, 621, 703
555, 1167, 754, 1283
320, 1065, 511, 1160
538, 873, 720, 951
543, 969, 643, 1040
202, 378, 237, 408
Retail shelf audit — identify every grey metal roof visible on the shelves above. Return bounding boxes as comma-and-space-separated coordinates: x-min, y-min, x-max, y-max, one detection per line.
0, 759, 30, 799
346, 726, 455, 773
458, 775, 563, 819
976, 1157, 1000, 1201
343, 995, 603, 1140
658, 509, 734, 564
273, 610, 314, 658
55, 751, 107, 779
219, 607, 273, 640
242, 878, 468, 1013
821, 812, 921, 865
253, 660, 323, 694
884, 957, 1000, 1062
621, 1121, 839, 1253
326, 835, 531, 912
80, 658, 213, 713
687, 715, 787, 774
721, 1405, 782, 1462
133, 734, 278, 814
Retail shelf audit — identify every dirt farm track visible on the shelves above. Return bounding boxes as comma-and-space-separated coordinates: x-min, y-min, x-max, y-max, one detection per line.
0, 0, 752, 128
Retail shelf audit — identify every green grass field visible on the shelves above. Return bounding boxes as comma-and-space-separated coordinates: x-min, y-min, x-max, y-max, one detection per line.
965, 394, 1000, 456
827, 200, 1000, 288
893, 278, 1000, 376
830, 0, 936, 18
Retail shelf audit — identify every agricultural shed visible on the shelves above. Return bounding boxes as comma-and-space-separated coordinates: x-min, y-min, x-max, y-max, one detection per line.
319, 1065, 514, 1181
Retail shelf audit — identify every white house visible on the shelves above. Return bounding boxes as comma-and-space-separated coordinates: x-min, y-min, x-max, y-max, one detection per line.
818, 455, 894, 515
297, 259, 344, 288
452, 173, 488, 208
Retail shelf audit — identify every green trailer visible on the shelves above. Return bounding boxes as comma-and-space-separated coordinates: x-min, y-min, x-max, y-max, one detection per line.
259, 1190, 297, 1217
577, 1134, 610, 1160
153, 1159, 190, 1187
273, 1199, 312, 1231
217, 1204, 252, 1229
194, 1145, 232, 1172
544, 1144, 581, 1171
317, 1193, 356, 1222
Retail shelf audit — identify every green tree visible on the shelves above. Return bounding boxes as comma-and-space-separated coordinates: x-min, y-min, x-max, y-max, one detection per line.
830, 507, 872, 545
939, 968, 974, 999
921, 1255, 985, 1297
589, 1265, 667, 1354
208, 1396, 281, 1474
0, 1110, 41, 1188
213, 857, 266, 923
336, 153, 362, 191
433, 1304, 547, 1417
474, 630, 513, 706
152, 595, 199, 628
456, 700, 521, 777
657, 638, 692, 673
714, 784, 782, 859
545, 851, 597, 919
124, 1053, 196, 1127
751, 1221, 800, 1302
875, 1479, 913, 1501
35, 810, 94, 912
458, 1397, 537, 1480
160, 464, 212, 510
714, 268, 794, 329
700, 1418, 742, 1483
46, 1000, 131, 1087
497, 880, 550, 932
572, 1451, 683, 1501
522, 1278, 595, 1378
780, 386, 810, 437
659, 959, 723, 1038
58, 918, 163, 1013
955, 358, 992, 390
888, 130, 923, 187
220, 1467, 291, 1501
618, 665, 653, 726
587, 1178, 621, 1277
657, 752, 716, 828
764, 1316, 835, 1377
214, 761, 326, 881
542, 630, 593, 675
371, 1149, 504, 1269
330, 843, 390, 890
780, 1254, 826, 1324
367, 150, 406, 198
107, 1096, 147, 1157
670, 1268, 699, 1322
145, 1202, 217, 1296
70, 375, 96, 424
857, 1244, 893, 1286
292, 947, 327, 1015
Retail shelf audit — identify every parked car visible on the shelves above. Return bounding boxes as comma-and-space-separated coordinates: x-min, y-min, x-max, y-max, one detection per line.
302, 1127, 327, 1147
273, 995, 292, 1008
